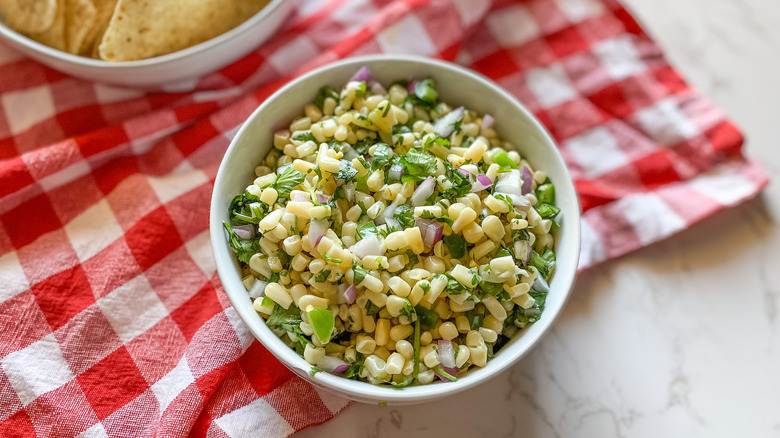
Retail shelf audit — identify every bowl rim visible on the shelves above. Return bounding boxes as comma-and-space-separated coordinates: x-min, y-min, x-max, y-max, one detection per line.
210, 54, 581, 404
0, 0, 287, 67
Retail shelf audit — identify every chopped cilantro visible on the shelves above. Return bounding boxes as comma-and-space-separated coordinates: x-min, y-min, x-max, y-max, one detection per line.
222, 222, 260, 264
372, 143, 391, 171
292, 131, 316, 143
336, 160, 359, 182
441, 163, 472, 201
315, 269, 331, 283
393, 204, 415, 229
400, 149, 438, 183
365, 300, 381, 316
313, 86, 339, 110
269, 165, 305, 198
352, 264, 368, 285
529, 247, 556, 281
414, 305, 439, 329
228, 192, 262, 225
309, 367, 322, 376
420, 210, 453, 226
321, 254, 342, 264
442, 234, 467, 259
266, 304, 304, 335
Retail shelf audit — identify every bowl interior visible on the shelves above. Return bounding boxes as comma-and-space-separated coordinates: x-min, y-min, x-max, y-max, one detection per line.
210, 55, 580, 404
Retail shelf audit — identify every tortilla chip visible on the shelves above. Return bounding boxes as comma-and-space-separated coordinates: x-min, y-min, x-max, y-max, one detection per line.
234, 0, 270, 24
0, 0, 58, 34
64, 0, 96, 54
28, 0, 66, 51
79, 0, 116, 55
98, 0, 237, 62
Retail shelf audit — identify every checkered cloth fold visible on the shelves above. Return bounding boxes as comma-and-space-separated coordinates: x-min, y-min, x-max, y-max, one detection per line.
0, 0, 767, 436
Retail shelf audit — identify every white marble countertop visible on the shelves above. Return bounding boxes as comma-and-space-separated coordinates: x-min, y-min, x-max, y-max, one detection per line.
293, 1, 780, 436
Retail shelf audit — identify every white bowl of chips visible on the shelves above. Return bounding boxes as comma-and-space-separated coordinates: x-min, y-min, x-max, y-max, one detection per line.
0, 0, 295, 88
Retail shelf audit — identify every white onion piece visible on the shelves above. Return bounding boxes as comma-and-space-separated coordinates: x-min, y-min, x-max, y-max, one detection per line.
495, 192, 530, 207
494, 169, 523, 196
375, 201, 397, 225
343, 148, 359, 161
349, 66, 371, 83
248, 279, 268, 299
385, 217, 401, 231
438, 340, 456, 368
342, 183, 355, 203
348, 235, 383, 259
470, 174, 493, 192
434, 106, 464, 138
410, 176, 435, 206
369, 80, 386, 95
481, 114, 495, 132
232, 225, 254, 240
521, 166, 533, 195
317, 355, 350, 374
532, 274, 550, 293
308, 218, 328, 248
292, 191, 310, 202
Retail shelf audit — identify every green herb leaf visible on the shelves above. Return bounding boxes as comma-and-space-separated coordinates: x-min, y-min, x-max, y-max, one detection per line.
414, 78, 438, 106
222, 222, 260, 264
315, 269, 331, 283
266, 304, 303, 335
353, 264, 368, 285
372, 143, 392, 171
480, 280, 504, 296
357, 221, 379, 239
441, 163, 472, 201
292, 131, 317, 143
393, 204, 415, 229
405, 250, 419, 270
228, 192, 262, 225
321, 254, 342, 264
336, 160, 359, 182
444, 274, 467, 295
355, 81, 367, 98
270, 165, 305, 198
420, 210, 454, 226
309, 366, 322, 376
353, 138, 373, 156
433, 366, 458, 382
493, 193, 514, 212
365, 300, 381, 316
400, 149, 438, 182
442, 234, 467, 259
314, 86, 339, 110
414, 305, 439, 329
529, 247, 556, 281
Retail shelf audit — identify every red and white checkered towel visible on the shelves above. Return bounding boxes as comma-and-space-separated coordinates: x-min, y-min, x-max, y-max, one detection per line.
0, 0, 768, 436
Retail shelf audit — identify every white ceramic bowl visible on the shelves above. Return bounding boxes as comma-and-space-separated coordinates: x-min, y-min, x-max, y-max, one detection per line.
210, 54, 581, 405
0, 0, 295, 88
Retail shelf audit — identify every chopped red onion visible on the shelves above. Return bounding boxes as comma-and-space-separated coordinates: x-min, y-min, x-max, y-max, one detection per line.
457, 167, 471, 178
248, 279, 268, 299
406, 79, 416, 94
470, 174, 493, 193
434, 106, 464, 138
434, 365, 460, 382
317, 355, 350, 374
481, 114, 495, 132
521, 166, 533, 195
415, 218, 443, 248
349, 66, 371, 83
410, 176, 435, 206
348, 235, 383, 259
316, 193, 329, 204
338, 284, 357, 305
308, 218, 328, 248
232, 224, 254, 240
437, 339, 456, 368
